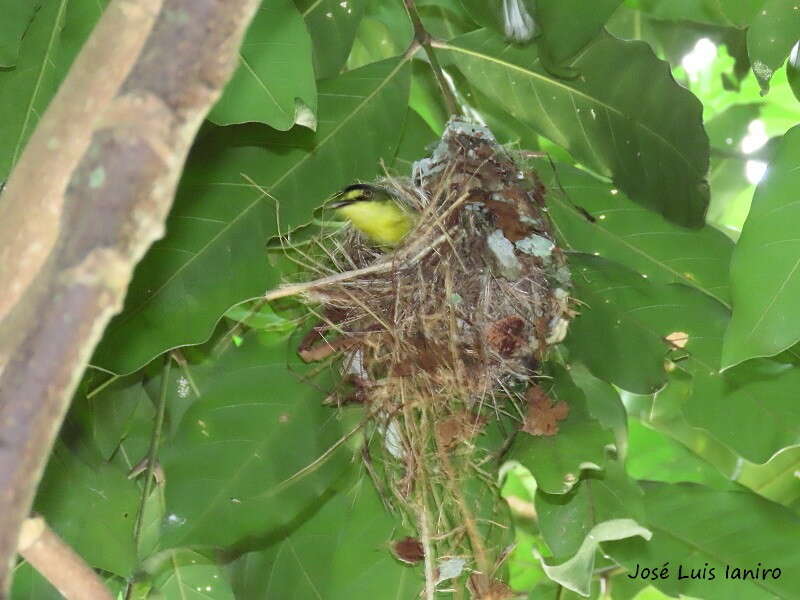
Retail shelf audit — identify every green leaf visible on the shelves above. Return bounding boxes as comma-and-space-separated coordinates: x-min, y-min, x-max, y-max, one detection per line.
541, 159, 733, 305
723, 126, 800, 367
409, 60, 448, 136
536, 462, 646, 559
83, 375, 154, 459
626, 419, 734, 489
148, 550, 235, 600
536, 0, 623, 62
298, 0, 366, 79
747, 0, 800, 92
567, 256, 664, 394
209, 0, 316, 130
508, 364, 615, 494
568, 253, 732, 393
393, 108, 438, 173
570, 362, 629, 459
538, 519, 651, 596
534, 462, 649, 596
417, 0, 478, 40
0, 0, 67, 178
737, 444, 800, 508
788, 42, 800, 101
605, 482, 800, 599
0, 2, 40, 67
158, 331, 349, 548
93, 57, 410, 374
686, 358, 800, 463
500, 463, 548, 592
34, 445, 139, 576
634, 0, 765, 27
11, 562, 71, 600
457, 0, 533, 40
230, 476, 418, 599
347, 16, 405, 70
443, 29, 710, 227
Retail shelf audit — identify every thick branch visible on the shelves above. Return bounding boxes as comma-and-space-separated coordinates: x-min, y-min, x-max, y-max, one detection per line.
17, 517, 113, 600
0, 0, 261, 595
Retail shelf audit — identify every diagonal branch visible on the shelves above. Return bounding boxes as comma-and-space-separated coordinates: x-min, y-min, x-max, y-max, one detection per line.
0, 0, 261, 595
401, 0, 459, 116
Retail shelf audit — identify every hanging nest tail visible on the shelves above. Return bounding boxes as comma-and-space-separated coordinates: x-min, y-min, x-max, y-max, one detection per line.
298, 118, 573, 410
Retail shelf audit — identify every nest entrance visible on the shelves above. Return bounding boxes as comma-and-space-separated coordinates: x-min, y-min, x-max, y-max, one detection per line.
296, 119, 573, 597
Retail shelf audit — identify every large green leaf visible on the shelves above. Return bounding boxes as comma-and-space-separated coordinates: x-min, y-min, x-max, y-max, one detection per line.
230, 475, 418, 598
568, 253, 732, 392
626, 419, 735, 489
34, 445, 139, 576
686, 357, 800, 463
536, 462, 646, 560
508, 364, 616, 494
210, 0, 316, 130
541, 159, 733, 305
442, 29, 710, 227
634, 0, 765, 27
737, 445, 800, 508
570, 255, 800, 461
723, 126, 800, 368
10, 563, 63, 600
417, 0, 478, 40
535, 462, 648, 596
605, 482, 800, 599
297, 0, 366, 79
148, 550, 235, 600
0, 2, 40, 67
747, 0, 800, 92
457, 0, 536, 41
536, 0, 623, 62
0, 0, 66, 178
158, 331, 350, 548
93, 57, 410, 374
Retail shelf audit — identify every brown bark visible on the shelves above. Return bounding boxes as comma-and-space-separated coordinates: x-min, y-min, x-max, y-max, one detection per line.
17, 517, 113, 600
0, 0, 260, 595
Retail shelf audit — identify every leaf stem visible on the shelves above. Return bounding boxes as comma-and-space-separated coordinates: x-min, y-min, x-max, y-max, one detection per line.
401, 0, 459, 116
125, 354, 172, 599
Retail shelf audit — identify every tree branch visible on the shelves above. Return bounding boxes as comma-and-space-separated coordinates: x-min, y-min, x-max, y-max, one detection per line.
17, 517, 114, 600
401, 0, 459, 116
0, 0, 261, 595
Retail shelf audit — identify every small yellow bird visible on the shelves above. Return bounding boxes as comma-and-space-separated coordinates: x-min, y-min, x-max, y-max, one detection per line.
329, 183, 415, 247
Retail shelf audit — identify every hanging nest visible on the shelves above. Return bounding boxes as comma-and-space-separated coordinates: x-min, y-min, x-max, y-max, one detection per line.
290, 118, 574, 597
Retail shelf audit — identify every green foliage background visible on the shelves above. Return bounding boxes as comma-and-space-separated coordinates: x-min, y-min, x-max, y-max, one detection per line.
4, 0, 800, 598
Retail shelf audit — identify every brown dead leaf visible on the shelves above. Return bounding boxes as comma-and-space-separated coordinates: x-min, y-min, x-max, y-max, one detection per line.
484, 198, 530, 242
298, 335, 360, 362
436, 411, 488, 450
468, 574, 514, 599
522, 385, 569, 436
664, 331, 689, 349
392, 537, 424, 564
485, 316, 526, 357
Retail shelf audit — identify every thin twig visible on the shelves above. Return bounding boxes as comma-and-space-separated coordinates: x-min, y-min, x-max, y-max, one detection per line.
402, 0, 459, 116
17, 516, 113, 600
124, 355, 171, 600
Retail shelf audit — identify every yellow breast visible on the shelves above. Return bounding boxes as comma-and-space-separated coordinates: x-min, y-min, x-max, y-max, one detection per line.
335, 200, 414, 246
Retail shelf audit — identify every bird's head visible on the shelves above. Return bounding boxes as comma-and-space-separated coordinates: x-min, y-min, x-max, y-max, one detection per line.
328, 183, 386, 209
